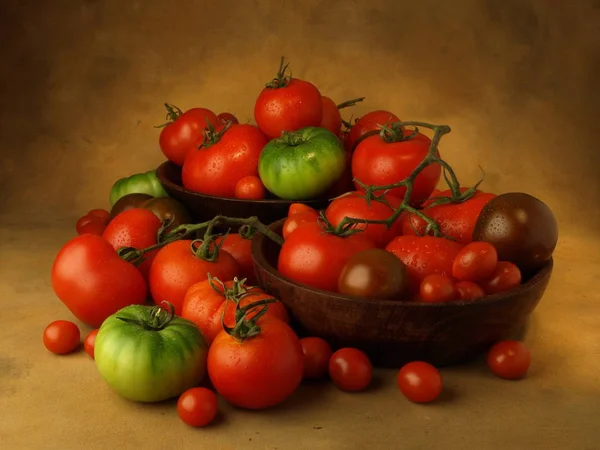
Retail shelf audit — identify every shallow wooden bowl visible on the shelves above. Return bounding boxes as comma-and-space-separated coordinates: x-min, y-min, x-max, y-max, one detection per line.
251, 218, 554, 368
156, 161, 331, 225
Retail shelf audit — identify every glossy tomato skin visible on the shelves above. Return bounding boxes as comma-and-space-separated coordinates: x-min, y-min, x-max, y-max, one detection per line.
452, 241, 498, 282
352, 133, 440, 205
214, 233, 256, 284
325, 191, 403, 248
397, 361, 443, 403
282, 211, 319, 240
208, 319, 304, 409
217, 112, 239, 125
148, 240, 240, 316
43, 320, 81, 355
278, 222, 377, 292
319, 96, 342, 136
177, 387, 218, 427
329, 348, 373, 392
254, 78, 323, 140
300, 337, 333, 380
402, 189, 497, 244
419, 274, 457, 303
345, 110, 400, 152
480, 261, 522, 295
182, 123, 268, 198
51, 234, 148, 328
95, 304, 208, 403
234, 175, 266, 200
102, 208, 163, 280
454, 281, 485, 301
84, 329, 99, 358
487, 340, 531, 380
385, 235, 464, 293
159, 107, 220, 167
288, 203, 317, 217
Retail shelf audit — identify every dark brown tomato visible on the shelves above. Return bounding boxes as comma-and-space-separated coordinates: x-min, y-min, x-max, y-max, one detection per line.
473, 192, 558, 273
141, 197, 192, 231
109, 193, 153, 219
337, 248, 409, 299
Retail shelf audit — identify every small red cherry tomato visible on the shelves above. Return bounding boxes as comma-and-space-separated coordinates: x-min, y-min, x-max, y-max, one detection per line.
397, 361, 443, 403
177, 387, 218, 427
328, 348, 373, 392
217, 112, 239, 125
419, 274, 456, 303
234, 175, 266, 200
282, 211, 319, 240
480, 261, 522, 294
487, 340, 531, 380
43, 320, 81, 355
454, 281, 485, 301
288, 203, 317, 217
300, 337, 333, 380
452, 241, 498, 282
78, 220, 106, 236
86, 209, 111, 226
83, 329, 99, 359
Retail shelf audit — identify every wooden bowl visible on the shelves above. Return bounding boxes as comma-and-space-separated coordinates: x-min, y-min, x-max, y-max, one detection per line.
251, 218, 554, 368
155, 161, 331, 225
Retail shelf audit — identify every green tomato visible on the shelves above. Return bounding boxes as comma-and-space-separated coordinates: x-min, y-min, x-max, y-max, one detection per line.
109, 170, 169, 206
258, 127, 346, 200
94, 303, 208, 403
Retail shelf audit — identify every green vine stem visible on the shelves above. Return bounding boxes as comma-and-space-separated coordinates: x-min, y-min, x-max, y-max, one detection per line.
265, 56, 292, 89
116, 301, 176, 331
337, 97, 365, 110
221, 297, 277, 342
154, 103, 184, 129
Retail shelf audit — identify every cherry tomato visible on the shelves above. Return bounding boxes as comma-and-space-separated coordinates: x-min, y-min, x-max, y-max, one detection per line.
480, 261, 522, 295
452, 241, 498, 282
300, 337, 333, 380
454, 281, 485, 301
234, 175, 266, 200
78, 220, 106, 236
288, 203, 317, 217
217, 112, 239, 125
397, 361, 443, 403
282, 211, 319, 240
328, 348, 373, 392
86, 209, 111, 225
487, 340, 531, 380
43, 320, 81, 355
84, 329, 99, 359
177, 387, 218, 427
419, 274, 456, 303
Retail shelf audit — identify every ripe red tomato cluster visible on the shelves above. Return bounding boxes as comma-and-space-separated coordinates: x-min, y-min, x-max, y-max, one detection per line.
75, 208, 111, 236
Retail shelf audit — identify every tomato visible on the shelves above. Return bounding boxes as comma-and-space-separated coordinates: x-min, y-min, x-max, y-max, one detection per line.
345, 110, 400, 152
84, 329, 98, 359
177, 387, 218, 427
95, 303, 208, 402
86, 209, 110, 225
43, 320, 80, 355
337, 248, 409, 299
51, 234, 148, 328
319, 96, 342, 135
78, 220, 106, 236
397, 361, 443, 403
402, 188, 497, 244
214, 233, 256, 285
148, 239, 239, 316
288, 203, 317, 217
234, 175, 266, 200
76, 209, 111, 235
258, 127, 346, 200
182, 123, 268, 198
110, 193, 153, 219
158, 105, 220, 166
352, 131, 440, 205
141, 197, 192, 232
329, 348, 373, 392
452, 241, 498, 282
181, 278, 289, 344
254, 60, 323, 139
217, 112, 239, 125
480, 261, 522, 295
300, 337, 333, 380
385, 235, 464, 293
208, 312, 304, 409
325, 191, 403, 248
102, 208, 163, 280
109, 170, 169, 207
419, 274, 456, 303
454, 281, 485, 301
278, 221, 376, 292
282, 211, 319, 240
487, 340, 531, 380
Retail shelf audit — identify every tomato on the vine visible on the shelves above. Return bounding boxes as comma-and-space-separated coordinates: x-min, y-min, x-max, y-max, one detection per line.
282, 211, 319, 240
84, 329, 99, 359
345, 110, 400, 152
234, 175, 266, 200
177, 387, 218, 427
43, 320, 81, 355
329, 348, 373, 392
487, 340, 531, 380
397, 361, 443, 403
214, 232, 256, 284
300, 337, 333, 380
452, 241, 498, 282
480, 261, 522, 295
419, 274, 456, 303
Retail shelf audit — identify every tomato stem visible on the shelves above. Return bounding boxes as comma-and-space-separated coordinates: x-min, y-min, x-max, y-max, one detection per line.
153, 103, 184, 129
221, 297, 277, 342
336, 97, 365, 110
116, 301, 176, 331
265, 56, 292, 89
197, 119, 233, 149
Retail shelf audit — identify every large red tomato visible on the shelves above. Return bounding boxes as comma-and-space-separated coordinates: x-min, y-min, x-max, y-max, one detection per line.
277, 221, 376, 292
352, 131, 440, 205
324, 191, 403, 248
51, 234, 147, 328
158, 105, 220, 166
345, 110, 400, 152
181, 123, 268, 198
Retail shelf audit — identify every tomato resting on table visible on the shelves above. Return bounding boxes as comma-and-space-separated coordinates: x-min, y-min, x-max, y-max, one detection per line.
84, 329, 99, 359
300, 337, 333, 380
177, 387, 218, 427
487, 340, 531, 380
329, 348, 373, 392
43, 320, 81, 355
397, 361, 443, 403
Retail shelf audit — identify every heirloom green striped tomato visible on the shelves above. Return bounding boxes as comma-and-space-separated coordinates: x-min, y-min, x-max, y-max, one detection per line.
94, 303, 208, 403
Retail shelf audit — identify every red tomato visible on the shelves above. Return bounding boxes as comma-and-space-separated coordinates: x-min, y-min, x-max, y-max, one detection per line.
217, 112, 239, 125
345, 110, 400, 152
87, 209, 111, 225
454, 281, 485, 301
43, 320, 81, 355
419, 274, 456, 303
319, 96, 342, 136
324, 191, 403, 248
214, 233, 256, 284
487, 340, 531, 380
75, 214, 96, 233
158, 106, 220, 166
352, 132, 440, 205
452, 241, 498, 282
181, 279, 289, 344
397, 361, 443, 403
148, 240, 240, 316
182, 124, 268, 197
288, 203, 317, 217
83, 329, 98, 359
234, 175, 266, 200
282, 211, 319, 240
480, 261, 522, 295
102, 208, 162, 280
177, 387, 218, 427
385, 235, 464, 293
402, 189, 498, 244
300, 337, 333, 380
51, 234, 148, 328
254, 67, 323, 139
329, 348, 373, 392
78, 220, 106, 236
208, 318, 304, 409
277, 222, 376, 292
